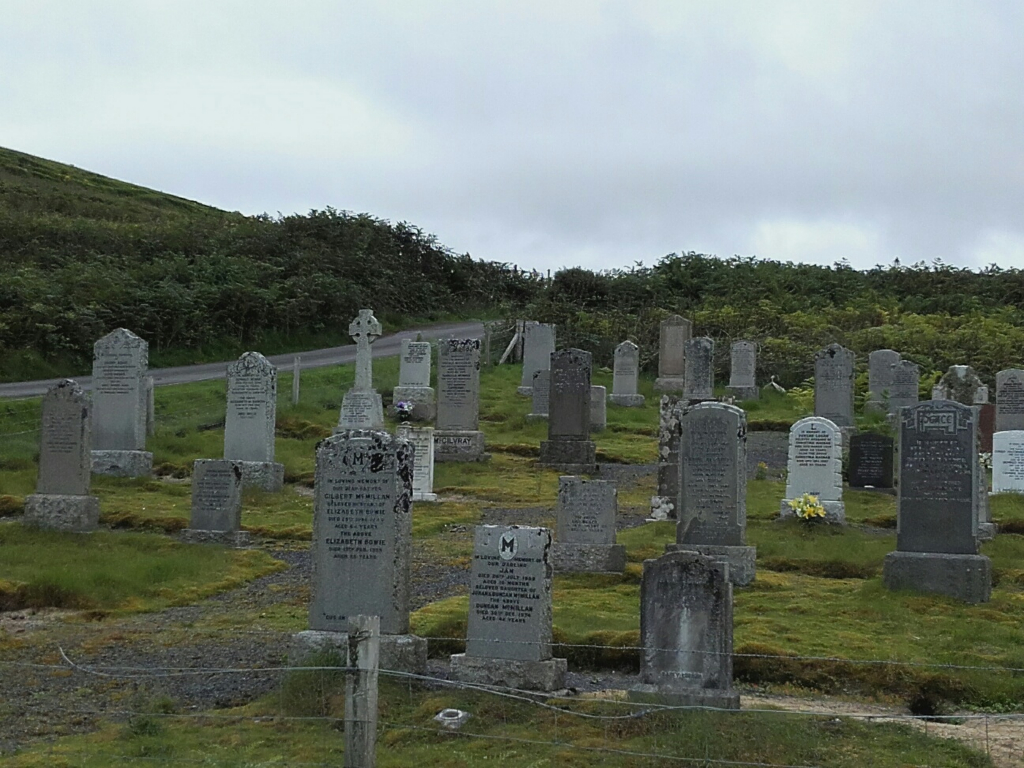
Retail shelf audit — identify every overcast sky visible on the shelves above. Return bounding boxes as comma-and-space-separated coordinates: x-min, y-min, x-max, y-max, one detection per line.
2, 1, 1022, 273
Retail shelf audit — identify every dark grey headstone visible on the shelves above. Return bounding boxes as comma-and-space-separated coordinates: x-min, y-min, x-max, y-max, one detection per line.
37, 380, 91, 496
814, 344, 855, 427
848, 434, 894, 489
556, 477, 616, 547
682, 337, 714, 401
189, 459, 243, 532
530, 369, 550, 417
309, 431, 413, 634
437, 338, 481, 431
996, 369, 1024, 432
547, 349, 591, 440
897, 401, 978, 554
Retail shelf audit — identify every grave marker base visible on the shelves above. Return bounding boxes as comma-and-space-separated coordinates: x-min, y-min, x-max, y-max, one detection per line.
392, 386, 435, 421
654, 377, 686, 392
629, 684, 740, 710
666, 544, 756, 586
779, 499, 846, 525
883, 551, 992, 604
91, 450, 153, 478
978, 522, 997, 541
434, 430, 490, 462
552, 543, 626, 573
292, 630, 427, 674
726, 386, 759, 401
180, 529, 253, 548
23, 494, 99, 532
449, 654, 567, 691
525, 412, 548, 422
538, 440, 596, 474
412, 491, 438, 502
608, 393, 645, 407
234, 461, 285, 492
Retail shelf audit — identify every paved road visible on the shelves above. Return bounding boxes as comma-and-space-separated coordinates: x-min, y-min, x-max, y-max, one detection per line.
0, 320, 485, 399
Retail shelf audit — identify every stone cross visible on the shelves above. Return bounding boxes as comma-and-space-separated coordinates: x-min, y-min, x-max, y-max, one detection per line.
349, 309, 382, 392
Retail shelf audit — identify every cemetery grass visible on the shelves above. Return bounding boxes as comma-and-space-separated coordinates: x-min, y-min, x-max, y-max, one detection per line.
0, 680, 993, 768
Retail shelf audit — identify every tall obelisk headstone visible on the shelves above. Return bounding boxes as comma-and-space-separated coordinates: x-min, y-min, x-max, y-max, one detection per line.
337, 309, 384, 431
24, 380, 100, 531
295, 430, 427, 672
90, 328, 153, 476
224, 351, 284, 491
654, 315, 690, 392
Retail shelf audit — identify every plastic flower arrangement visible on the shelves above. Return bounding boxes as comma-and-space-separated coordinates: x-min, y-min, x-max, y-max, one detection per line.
788, 493, 826, 523
395, 401, 414, 422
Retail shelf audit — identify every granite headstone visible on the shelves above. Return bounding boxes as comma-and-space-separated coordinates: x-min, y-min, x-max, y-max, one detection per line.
726, 340, 758, 401
434, 338, 489, 462
538, 349, 596, 473
609, 340, 645, 406
996, 369, 1024, 432
90, 328, 153, 476
655, 315, 691, 392
814, 344, 855, 428
848, 433, 894, 490
552, 477, 625, 573
224, 351, 284, 491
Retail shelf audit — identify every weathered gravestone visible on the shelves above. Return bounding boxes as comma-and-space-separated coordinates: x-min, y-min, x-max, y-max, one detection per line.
609, 340, 645, 406
668, 402, 755, 585
517, 322, 556, 395
630, 551, 739, 709
935, 365, 987, 405
538, 349, 597, 473
224, 351, 284, 491
683, 337, 714, 402
993, 431, 1024, 494
590, 385, 607, 432
889, 360, 920, 413
434, 338, 489, 462
726, 340, 758, 401
650, 395, 683, 520
393, 338, 435, 420
145, 375, 155, 437
814, 344, 855, 428
997, 369, 1024, 432
337, 309, 385, 431
526, 369, 550, 421
552, 477, 625, 573
450, 525, 567, 691
396, 423, 437, 502
995, 370, 1024, 436
23, 380, 99, 532
882, 401, 991, 603
655, 315, 691, 392
295, 430, 427, 672
182, 460, 250, 547
866, 349, 901, 413
779, 417, 845, 523
848, 433, 894, 490
90, 328, 153, 477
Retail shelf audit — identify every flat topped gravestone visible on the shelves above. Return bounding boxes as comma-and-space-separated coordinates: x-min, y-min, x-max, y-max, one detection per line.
434, 338, 489, 462
296, 430, 426, 673
779, 417, 845, 523
848, 433, 894, 490
610, 340, 644, 406
669, 402, 755, 586
726, 340, 758, 401
655, 315, 691, 392
90, 328, 153, 477
682, 337, 714, 402
526, 369, 550, 421
866, 349, 901, 412
814, 344, 855, 428
630, 551, 739, 710
337, 309, 384, 430
650, 395, 684, 520
552, 477, 625, 573
996, 369, 1024, 432
396, 423, 437, 501
993, 431, 1024, 494
883, 401, 991, 603
518, 322, 556, 395
393, 339, 435, 420
182, 460, 250, 547
224, 352, 284, 491
538, 348, 596, 473
450, 525, 567, 691
24, 380, 99, 532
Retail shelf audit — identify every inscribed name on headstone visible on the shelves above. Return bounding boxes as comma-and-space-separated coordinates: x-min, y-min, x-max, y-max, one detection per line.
36, 380, 91, 496
224, 352, 277, 463
897, 401, 978, 554
682, 337, 714, 401
92, 328, 148, 450
518, 322, 556, 393
437, 338, 481, 431
610, 340, 644, 406
993, 430, 1024, 493
996, 369, 1024, 432
848, 433, 894, 489
889, 360, 920, 413
814, 344, 855, 427
190, 460, 243, 531
556, 477, 616, 547
396, 424, 436, 501
547, 349, 591, 441
398, 339, 432, 387
309, 431, 413, 634
677, 403, 746, 546
465, 525, 553, 661
726, 340, 757, 400
655, 315, 691, 390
